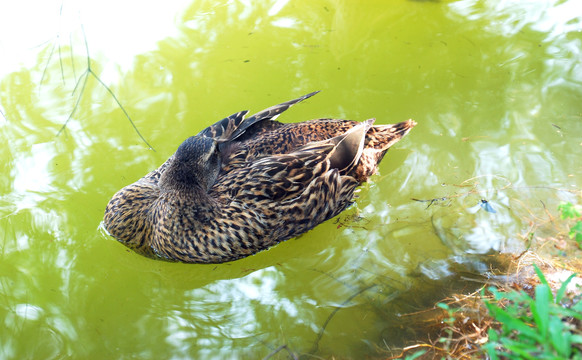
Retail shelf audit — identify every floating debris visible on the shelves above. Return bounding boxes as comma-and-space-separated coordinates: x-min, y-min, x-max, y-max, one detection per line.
480, 199, 496, 213
412, 197, 450, 209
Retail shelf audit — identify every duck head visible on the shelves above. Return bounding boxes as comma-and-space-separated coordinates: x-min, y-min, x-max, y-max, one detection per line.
159, 135, 221, 192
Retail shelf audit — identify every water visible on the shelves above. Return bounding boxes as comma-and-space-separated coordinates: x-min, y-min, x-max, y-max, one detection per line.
1, 0, 581, 358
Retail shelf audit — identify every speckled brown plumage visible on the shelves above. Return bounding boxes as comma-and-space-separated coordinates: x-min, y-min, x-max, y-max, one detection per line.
103, 92, 416, 263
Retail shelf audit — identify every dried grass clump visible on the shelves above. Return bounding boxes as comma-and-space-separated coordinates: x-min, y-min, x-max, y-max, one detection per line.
383, 251, 582, 360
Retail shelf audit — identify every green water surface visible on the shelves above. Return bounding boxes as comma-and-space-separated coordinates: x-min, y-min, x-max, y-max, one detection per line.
1, 0, 581, 358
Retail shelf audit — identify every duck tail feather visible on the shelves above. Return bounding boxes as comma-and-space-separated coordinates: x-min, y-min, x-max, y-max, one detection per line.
368, 119, 417, 150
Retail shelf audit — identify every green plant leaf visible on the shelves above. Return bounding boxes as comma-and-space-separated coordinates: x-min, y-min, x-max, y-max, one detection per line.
500, 338, 537, 359
487, 286, 501, 299
436, 302, 449, 310
557, 307, 582, 321
558, 202, 581, 219
549, 315, 571, 357
484, 267, 582, 360
570, 221, 582, 240
484, 331, 500, 360
532, 284, 551, 337
533, 265, 550, 288
487, 302, 542, 341
556, 273, 577, 303
488, 327, 499, 341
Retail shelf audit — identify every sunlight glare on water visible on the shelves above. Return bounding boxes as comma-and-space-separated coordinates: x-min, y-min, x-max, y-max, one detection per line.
0, 0, 581, 358
0, 0, 190, 77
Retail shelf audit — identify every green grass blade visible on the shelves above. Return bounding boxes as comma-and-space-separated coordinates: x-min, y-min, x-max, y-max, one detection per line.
555, 273, 576, 303
549, 316, 570, 358
533, 264, 550, 288
500, 338, 537, 359
557, 307, 582, 321
486, 302, 542, 341
532, 284, 551, 337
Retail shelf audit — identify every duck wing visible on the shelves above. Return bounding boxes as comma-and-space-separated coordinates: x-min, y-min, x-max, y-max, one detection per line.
196, 110, 249, 141
210, 123, 370, 245
230, 91, 320, 141
213, 120, 371, 203
197, 91, 319, 143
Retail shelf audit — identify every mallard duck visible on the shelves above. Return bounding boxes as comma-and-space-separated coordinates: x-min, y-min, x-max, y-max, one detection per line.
103, 92, 416, 263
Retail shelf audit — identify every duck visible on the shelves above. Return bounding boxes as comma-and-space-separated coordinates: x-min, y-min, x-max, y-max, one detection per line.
103, 91, 416, 263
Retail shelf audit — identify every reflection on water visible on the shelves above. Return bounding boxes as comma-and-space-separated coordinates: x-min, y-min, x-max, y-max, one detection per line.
1, 0, 581, 358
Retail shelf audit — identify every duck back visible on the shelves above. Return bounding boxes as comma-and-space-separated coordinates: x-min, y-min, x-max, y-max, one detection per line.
103, 92, 415, 263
